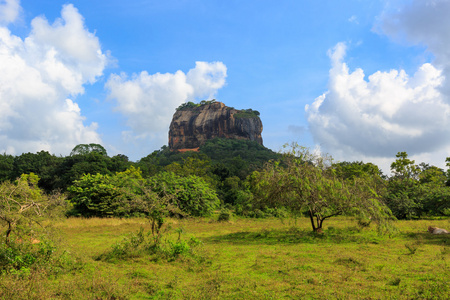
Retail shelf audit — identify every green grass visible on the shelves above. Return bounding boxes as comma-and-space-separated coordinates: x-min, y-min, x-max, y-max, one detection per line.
1, 217, 449, 299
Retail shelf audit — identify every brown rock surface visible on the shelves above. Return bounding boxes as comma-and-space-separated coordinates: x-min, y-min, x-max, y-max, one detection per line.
169, 101, 263, 150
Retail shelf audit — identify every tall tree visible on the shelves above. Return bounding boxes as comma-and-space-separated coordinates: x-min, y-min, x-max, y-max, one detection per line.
250, 145, 393, 232
0, 153, 14, 182
70, 143, 108, 156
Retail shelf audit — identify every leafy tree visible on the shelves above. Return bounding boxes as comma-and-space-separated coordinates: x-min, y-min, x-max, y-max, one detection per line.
445, 157, 450, 186
0, 153, 14, 183
333, 161, 385, 181
70, 143, 108, 156
250, 145, 393, 232
67, 167, 181, 222
68, 173, 124, 217
148, 172, 220, 217
110, 154, 133, 173
54, 151, 113, 191
137, 146, 210, 177
418, 164, 446, 185
68, 167, 145, 217
383, 181, 420, 220
214, 175, 252, 213
11, 151, 63, 192
164, 157, 213, 179
384, 153, 450, 219
390, 152, 420, 180
0, 174, 65, 244
385, 152, 422, 219
415, 163, 449, 216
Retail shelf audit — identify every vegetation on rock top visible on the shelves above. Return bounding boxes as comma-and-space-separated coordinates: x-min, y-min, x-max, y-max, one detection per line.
175, 100, 261, 119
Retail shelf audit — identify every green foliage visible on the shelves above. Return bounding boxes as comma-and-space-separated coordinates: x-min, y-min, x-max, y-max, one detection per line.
67, 166, 184, 237
249, 144, 393, 231
217, 209, 232, 222
54, 151, 113, 191
68, 166, 150, 217
98, 227, 147, 261
70, 143, 108, 156
0, 239, 57, 276
176, 101, 200, 111
234, 108, 260, 119
201, 138, 280, 180
384, 152, 450, 219
176, 99, 216, 111
110, 154, 132, 173
11, 151, 63, 192
0, 175, 72, 277
148, 172, 219, 217
68, 173, 125, 217
97, 227, 203, 263
234, 108, 260, 118
137, 146, 211, 177
418, 164, 446, 185
333, 161, 385, 181
390, 151, 420, 181
164, 157, 213, 179
0, 153, 14, 183
0, 174, 66, 244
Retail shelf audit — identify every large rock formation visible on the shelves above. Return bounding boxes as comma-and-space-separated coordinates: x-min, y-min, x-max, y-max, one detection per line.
169, 101, 263, 150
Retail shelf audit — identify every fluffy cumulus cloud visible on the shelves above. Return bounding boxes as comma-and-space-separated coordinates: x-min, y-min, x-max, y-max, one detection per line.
0, 0, 20, 24
0, 4, 107, 155
105, 61, 227, 149
306, 0, 450, 171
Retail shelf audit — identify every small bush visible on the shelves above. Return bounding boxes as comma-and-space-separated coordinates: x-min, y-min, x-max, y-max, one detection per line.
357, 217, 372, 228
96, 228, 147, 261
0, 238, 79, 277
218, 209, 232, 222
97, 228, 203, 263
388, 277, 401, 286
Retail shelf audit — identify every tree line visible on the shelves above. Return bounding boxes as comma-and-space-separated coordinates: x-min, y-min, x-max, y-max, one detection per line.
1, 139, 450, 235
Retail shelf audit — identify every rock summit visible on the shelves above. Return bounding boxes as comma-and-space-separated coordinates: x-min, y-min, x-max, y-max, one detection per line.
169, 101, 263, 151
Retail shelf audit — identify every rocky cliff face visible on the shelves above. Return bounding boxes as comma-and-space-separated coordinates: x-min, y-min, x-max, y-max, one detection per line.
169, 101, 263, 150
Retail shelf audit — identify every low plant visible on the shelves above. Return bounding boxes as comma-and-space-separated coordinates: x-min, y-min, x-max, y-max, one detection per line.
0, 237, 80, 277
97, 227, 203, 263
218, 209, 232, 222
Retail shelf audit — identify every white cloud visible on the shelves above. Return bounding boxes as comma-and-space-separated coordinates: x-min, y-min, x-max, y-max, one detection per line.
378, 0, 450, 97
0, 0, 20, 24
105, 61, 227, 151
306, 0, 450, 172
0, 4, 107, 156
306, 43, 450, 171
186, 61, 227, 99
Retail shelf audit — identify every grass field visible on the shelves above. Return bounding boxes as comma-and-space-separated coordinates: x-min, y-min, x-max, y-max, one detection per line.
1, 216, 449, 299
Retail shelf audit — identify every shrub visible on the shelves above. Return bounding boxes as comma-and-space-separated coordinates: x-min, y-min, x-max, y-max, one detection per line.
217, 209, 232, 222
97, 228, 203, 263
148, 172, 220, 217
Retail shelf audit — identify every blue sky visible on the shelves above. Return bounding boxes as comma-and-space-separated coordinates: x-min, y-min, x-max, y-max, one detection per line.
1, 0, 450, 173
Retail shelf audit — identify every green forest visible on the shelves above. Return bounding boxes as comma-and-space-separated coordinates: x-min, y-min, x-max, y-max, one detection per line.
1, 138, 449, 299
1, 138, 449, 222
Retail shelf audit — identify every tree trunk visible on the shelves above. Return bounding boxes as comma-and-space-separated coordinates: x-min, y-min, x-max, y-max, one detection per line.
308, 209, 316, 231
5, 222, 12, 245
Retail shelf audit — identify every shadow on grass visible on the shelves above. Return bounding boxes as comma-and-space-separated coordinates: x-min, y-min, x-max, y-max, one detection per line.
203, 226, 385, 245
402, 232, 450, 246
